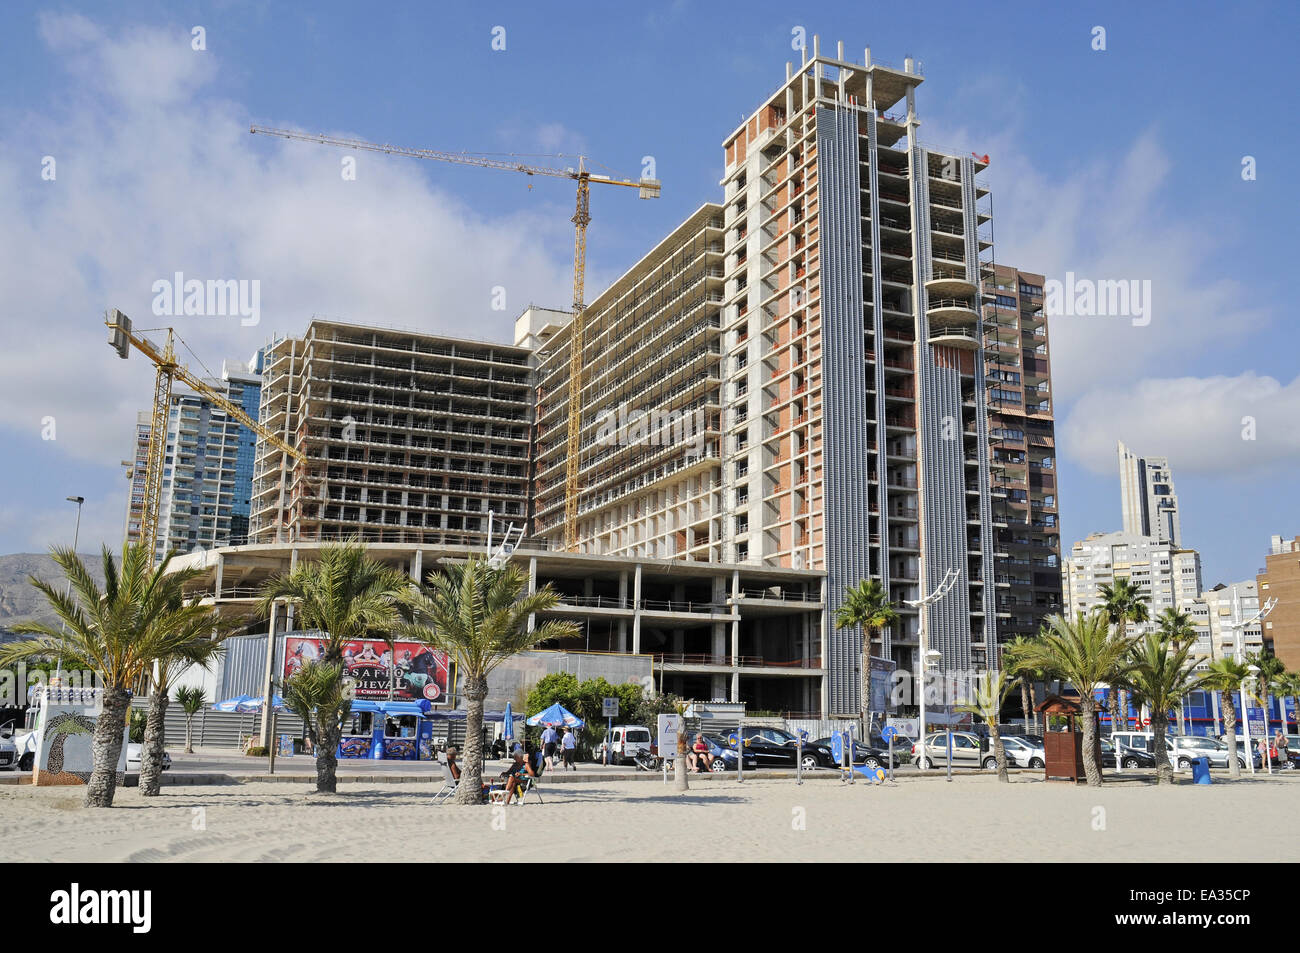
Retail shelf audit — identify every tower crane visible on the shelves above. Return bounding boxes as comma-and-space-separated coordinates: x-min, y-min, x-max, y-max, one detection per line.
248, 125, 661, 550
106, 308, 309, 563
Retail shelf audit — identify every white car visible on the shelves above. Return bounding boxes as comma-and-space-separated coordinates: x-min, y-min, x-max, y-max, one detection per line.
996, 735, 1045, 769
0, 732, 17, 770
125, 744, 172, 773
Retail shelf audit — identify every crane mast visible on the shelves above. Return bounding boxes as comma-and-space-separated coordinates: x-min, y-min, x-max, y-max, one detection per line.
248, 125, 660, 550
106, 308, 307, 563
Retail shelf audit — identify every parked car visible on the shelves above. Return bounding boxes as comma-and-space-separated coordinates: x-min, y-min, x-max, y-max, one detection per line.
0, 729, 17, 770
913, 731, 999, 770
1220, 736, 1266, 770
996, 735, 1045, 769
1099, 738, 1158, 769
811, 736, 900, 770
868, 732, 914, 763
699, 733, 759, 772
739, 726, 836, 770
595, 725, 654, 765
125, 744, 172, 773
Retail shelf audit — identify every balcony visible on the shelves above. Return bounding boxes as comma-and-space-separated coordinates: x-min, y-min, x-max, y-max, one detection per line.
926, 297, 980, 326
928, 325, 980, 350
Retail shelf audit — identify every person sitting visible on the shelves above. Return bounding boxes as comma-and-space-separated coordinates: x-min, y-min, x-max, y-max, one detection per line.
498, 750, 538, 801
690, 733, 711, 772
445, 745, 462, 781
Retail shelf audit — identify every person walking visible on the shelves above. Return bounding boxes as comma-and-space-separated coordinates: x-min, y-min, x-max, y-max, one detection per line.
560, 726, 577, 771
541, 723, 559, 768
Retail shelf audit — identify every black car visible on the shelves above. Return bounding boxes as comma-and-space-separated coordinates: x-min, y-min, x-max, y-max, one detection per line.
739, 726, 836, 769
812, 736, 901, 769
1100, 739, 1157, 769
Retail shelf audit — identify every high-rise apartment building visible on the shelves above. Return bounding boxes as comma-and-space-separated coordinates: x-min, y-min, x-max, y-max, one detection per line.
249, 319, 533, 548
1194, 580, 1263, 665
1118, 440, 1181, 546
126, 357, 263, 560
982, 266, 1062, 645
519, 41, 1004, 714
1258, 534, 1300, 667
1062, 531, 1203, 628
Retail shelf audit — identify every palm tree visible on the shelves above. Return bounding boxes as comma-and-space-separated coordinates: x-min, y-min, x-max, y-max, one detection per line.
1247, 651, 1285, 738
958, 669, 1012, 781
1125, 631, 1203, 784
399, 557, 580, 804
835, 580, 899, 726
1018, 610, 1135, 786
284, 659, 351, 765
174, 685, 207, 754
1002, 636, 1045, 733
1202, 658, 1250, 779
0, 543, 214, 807
139, 605, 237, 797
257, 542, 411, 793
1274, 671, 1300, 742
1098, 579, 1149, 736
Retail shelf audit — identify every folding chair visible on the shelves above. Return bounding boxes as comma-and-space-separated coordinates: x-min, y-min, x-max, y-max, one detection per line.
432, 760, 459, 803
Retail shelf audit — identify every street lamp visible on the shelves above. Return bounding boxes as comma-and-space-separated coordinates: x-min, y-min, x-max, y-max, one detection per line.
55, 496, 85, 685
906, 567, 959, 771
1245, 664, 1263, 776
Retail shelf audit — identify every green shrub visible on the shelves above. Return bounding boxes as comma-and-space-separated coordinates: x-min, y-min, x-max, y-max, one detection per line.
245, 746, 268, 757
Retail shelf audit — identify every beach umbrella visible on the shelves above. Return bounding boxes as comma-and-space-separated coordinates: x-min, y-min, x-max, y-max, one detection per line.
503, 702, 515, 741
526, 702, 584, 729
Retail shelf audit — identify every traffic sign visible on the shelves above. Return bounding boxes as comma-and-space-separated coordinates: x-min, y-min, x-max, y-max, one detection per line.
602, 697, 619, 718
881, 725, 897, 742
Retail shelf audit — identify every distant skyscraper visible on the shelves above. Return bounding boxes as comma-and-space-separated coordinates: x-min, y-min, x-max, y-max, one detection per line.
1117, 440, 1181, 546
126, 354, 264, 560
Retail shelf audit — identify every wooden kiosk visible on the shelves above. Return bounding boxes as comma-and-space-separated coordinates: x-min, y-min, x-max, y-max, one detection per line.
1035, 694, 1100, 783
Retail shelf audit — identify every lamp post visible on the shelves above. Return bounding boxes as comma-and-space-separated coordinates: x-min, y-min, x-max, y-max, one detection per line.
1244, 664, 1261, 776
54, 496, 84, 685
906, 567, 959, 772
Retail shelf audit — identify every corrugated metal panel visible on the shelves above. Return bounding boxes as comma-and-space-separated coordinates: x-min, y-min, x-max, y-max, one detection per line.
815, 105, 874, 715
864, 112, 892, 655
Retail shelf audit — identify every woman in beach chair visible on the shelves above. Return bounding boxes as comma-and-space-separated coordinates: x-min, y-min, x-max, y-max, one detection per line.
492, 750, 539, 803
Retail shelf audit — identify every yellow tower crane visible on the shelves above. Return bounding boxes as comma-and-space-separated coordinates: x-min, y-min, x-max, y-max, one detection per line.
106, 308, 308, 563
248, 125, 661, 550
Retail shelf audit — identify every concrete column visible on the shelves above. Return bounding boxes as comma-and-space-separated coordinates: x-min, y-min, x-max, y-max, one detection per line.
410, 548, 423, 584
214, 553, 224, 600
617, 571, 629, 652
632, 563, 643, 655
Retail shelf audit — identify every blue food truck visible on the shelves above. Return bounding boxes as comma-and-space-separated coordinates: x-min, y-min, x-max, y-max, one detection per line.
338, 698, 436, 761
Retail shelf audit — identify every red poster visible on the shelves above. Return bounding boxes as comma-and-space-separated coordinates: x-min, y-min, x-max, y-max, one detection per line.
283, 637, 451, 703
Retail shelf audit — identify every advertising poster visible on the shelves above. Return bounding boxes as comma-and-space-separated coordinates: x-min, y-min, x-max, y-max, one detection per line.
283, 636, 452, 703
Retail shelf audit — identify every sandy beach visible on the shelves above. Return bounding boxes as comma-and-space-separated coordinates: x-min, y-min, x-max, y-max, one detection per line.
3, 773, 1297, 862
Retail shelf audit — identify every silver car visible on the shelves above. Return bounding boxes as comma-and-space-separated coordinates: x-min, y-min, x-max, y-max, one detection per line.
914, 731, 999, 770
996, 735, 1045, 769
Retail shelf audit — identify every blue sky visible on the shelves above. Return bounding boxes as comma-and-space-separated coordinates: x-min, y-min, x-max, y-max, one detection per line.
1, 0, 1297, 587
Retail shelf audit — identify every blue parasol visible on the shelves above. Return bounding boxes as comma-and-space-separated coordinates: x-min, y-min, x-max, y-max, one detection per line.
526, 702, 584, 729
503, 702, 515, 741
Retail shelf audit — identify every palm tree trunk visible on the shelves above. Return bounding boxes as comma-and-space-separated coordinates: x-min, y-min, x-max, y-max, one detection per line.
1028, 680, 1038, 733
315, 714, 340, 793
674, 723, 689, 792
139, 689, 169, 797
1222, 691, 1240, 780
1019, 679, 1031, 732
85, 686, 131, 808
184, 714, 195, 754
992, 725, 1008, 782
1152, 709, 1172, 785
1116, 689, 1128, 734
1080, 699, 1102, 787
1108, 688, 1121, 738
455, 673, 488, 804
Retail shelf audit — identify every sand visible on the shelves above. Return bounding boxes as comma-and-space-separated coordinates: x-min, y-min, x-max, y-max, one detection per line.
2, 773, 1297, 862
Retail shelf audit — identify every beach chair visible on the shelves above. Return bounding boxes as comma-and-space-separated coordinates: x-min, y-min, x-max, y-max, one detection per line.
432, 760, 459, 803
516, 752, 546, 805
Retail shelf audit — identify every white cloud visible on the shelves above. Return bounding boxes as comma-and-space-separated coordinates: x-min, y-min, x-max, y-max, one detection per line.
1, 16, 573, 465
0, 15, 575, 553
1061, 372, 1300, 476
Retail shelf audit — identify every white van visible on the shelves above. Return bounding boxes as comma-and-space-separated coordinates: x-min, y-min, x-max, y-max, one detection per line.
596, 725, 653, 764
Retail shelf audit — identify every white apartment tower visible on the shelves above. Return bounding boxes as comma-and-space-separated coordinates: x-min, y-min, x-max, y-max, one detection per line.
1118, 440, 1181, 546
1062, 531, 1203, 629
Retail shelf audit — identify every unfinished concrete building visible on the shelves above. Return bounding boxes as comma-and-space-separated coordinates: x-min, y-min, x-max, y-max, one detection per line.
249, 319, 533, 547
525, 203, 727, 561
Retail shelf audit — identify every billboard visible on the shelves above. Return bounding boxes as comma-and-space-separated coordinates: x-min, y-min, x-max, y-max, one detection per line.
283, 637, 452, 704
